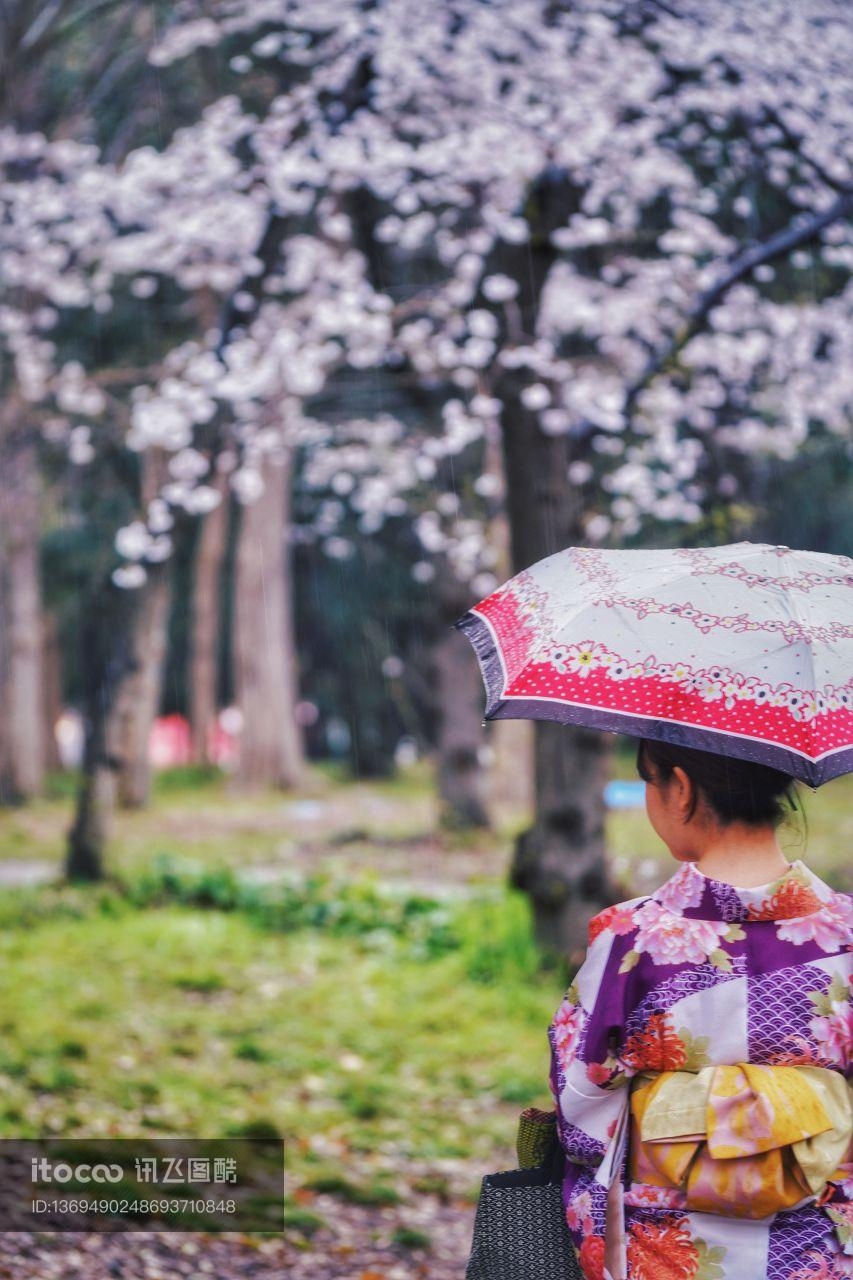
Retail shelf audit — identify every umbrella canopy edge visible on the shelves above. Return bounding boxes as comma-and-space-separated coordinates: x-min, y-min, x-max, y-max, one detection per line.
455, 608, 851, 787
454, 609, 508, 718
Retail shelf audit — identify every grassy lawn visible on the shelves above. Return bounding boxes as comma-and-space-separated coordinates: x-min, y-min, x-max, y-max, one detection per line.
0, 881, 558, 1213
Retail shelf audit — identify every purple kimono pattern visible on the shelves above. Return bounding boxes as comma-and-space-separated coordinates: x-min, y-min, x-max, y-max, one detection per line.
548, 860, 853, 1280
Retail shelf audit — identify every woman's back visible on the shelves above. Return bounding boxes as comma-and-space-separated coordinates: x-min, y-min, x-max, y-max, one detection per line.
550, 859, 853, 1280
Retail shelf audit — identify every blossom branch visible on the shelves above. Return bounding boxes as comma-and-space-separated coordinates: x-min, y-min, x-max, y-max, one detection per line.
622, 188, 853, 417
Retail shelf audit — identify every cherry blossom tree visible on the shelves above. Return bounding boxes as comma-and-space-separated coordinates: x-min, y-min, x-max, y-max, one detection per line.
0, 0, 171, 803
2, 0, 851, 943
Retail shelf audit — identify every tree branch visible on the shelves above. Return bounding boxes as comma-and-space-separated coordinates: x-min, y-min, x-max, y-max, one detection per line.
622, 188, 853, 417
759, 106, 851, 197
214, 211, 289, 356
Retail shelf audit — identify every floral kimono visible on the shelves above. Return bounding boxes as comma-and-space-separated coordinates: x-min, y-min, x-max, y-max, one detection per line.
548, 860, 853, 1280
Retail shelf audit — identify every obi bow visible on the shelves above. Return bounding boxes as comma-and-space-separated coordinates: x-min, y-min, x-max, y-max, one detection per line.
630, 1063, 852, 1220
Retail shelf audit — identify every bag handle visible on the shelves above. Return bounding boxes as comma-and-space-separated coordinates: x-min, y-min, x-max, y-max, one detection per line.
516, 1107, 564, 1182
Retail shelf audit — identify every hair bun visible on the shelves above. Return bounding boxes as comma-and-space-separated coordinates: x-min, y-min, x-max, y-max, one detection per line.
636, 739, 799, 829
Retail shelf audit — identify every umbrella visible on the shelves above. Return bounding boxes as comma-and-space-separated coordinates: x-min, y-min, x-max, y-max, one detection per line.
455, 542, 853, 787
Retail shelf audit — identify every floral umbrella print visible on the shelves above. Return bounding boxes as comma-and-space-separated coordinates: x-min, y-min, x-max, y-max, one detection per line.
456, 542, 853, 785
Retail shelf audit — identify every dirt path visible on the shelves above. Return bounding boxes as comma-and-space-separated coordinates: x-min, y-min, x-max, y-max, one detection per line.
0, 1193, 476, 1278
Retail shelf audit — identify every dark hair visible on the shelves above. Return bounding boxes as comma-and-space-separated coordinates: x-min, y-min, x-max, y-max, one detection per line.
636, 738, 800, 829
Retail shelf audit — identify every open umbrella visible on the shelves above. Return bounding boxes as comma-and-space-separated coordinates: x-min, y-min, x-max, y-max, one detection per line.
456, 542, 853, 786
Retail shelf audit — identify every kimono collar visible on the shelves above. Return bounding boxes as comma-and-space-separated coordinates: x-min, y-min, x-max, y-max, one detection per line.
651, 859, 834, 924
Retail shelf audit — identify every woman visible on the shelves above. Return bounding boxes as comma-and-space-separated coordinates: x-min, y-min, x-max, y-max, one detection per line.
549, 739, 852, 1280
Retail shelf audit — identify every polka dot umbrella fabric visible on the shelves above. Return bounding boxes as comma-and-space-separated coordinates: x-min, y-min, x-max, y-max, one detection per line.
455, 543, 853, 786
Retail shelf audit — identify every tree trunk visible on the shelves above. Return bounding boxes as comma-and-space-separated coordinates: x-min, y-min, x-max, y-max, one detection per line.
68, 744, 116, 881
489, 168, 616, 958
111, 449, 172, 807
112, 568, 172, 807
233, 450, 304, 789
189, 471, 229, 764
67, 578, 141, 880
41, 611, 63, 773
0, 534, 10, 805
499, 392, 616, 960
433, 622, 490, 828
4, 442, 44, 798
490, 719, 534, 823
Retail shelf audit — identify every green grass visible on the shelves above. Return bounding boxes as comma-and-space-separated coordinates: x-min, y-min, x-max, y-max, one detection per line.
0, 886, 557, 1196
282, 1204, 327, 1235
392, 1225, 432, 1249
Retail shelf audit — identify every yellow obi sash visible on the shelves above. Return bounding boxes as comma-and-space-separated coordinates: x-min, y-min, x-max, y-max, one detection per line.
629, 1064, 852, 1219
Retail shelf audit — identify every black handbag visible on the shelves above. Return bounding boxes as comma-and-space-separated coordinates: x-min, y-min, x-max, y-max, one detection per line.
465, 1108, 582, 1280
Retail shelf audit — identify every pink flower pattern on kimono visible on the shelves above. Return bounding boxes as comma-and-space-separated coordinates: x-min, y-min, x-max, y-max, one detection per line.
588, 903, 636, 944
565, 1187, 594, 1234
632, 900, 729, 966
585, 1060, 618, 1086
790, 1252, 853, 1280
777, 894, 853, 951
552, 998, 585, 1072
655, 862, 704, 912
810, 1002, 853, 1068
789, 1254, 837, 1280
624, 1184, 687, 1210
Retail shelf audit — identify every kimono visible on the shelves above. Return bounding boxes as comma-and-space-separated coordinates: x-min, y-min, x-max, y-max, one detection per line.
548, 859, 853, 1280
